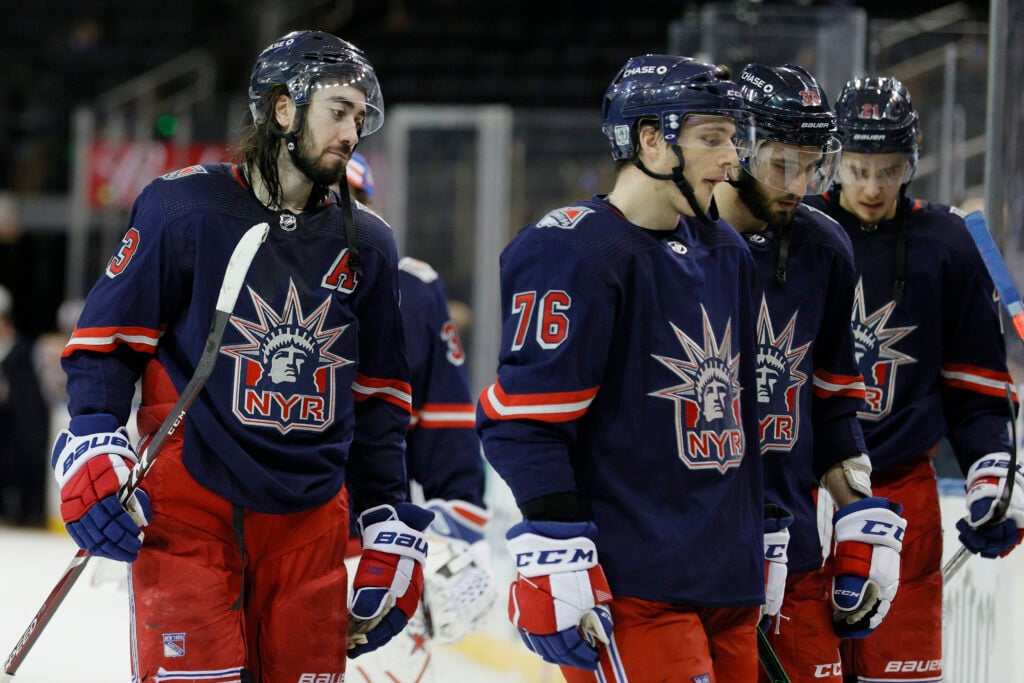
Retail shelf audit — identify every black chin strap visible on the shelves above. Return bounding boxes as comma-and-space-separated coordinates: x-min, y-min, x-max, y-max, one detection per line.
633, 146, 716, 225
336, 178, 363, 283
892, 184, 908, 305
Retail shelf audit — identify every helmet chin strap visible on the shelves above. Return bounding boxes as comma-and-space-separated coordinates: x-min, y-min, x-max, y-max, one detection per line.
632, 145, 717, 225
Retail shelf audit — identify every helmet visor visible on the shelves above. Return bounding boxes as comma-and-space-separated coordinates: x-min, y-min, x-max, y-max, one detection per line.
741, 137, 841, 195
295, 65, 384, 137
837, 151, 916, 189
663, 109, 757, 163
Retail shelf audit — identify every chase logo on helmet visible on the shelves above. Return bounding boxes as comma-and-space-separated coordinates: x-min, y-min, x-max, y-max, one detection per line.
623, 64, 669, 77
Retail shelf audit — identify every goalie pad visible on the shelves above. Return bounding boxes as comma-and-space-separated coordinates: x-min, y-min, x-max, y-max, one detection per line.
422, 499, 498, 643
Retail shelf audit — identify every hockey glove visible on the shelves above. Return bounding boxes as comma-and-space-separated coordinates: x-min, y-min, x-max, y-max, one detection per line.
51, 413, 151, 562
421, 499, 499, 644
831, 497, 906, 638
506, 520, 614, 671
957, 452, 1024, 558
348, 503, 434, 657
762, 504, 794, 628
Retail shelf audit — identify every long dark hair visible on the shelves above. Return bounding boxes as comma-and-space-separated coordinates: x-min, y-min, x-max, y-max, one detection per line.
233, 84, 309, 209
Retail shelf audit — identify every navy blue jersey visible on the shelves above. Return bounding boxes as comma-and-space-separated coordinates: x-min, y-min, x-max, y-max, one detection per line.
742, 205, 868, 574
62, 164, 412, 515
397, 257, 484, 506
804, 192, 1014, 471
477, 197, 764, 607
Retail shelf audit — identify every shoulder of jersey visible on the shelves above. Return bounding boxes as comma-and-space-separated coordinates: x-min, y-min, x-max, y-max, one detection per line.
153, 162, 236, 192
399, 256, 440, 283
792, 203, 852, 248
530, 202, 607, 232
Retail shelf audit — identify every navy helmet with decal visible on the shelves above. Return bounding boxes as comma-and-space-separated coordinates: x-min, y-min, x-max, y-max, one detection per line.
601, 54, 751, 161
248, 30, 384, 136
601, 54, 754, 222
737, 63, 841, 195
834, 76, 920, 186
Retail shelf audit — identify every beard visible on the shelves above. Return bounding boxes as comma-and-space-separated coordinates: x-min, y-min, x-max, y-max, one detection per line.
734, 171, 797, 229
290, 117, 351, 187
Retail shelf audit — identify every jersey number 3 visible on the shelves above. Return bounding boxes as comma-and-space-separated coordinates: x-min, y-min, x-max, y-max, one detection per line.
510, 290, 571, 350
106, 227, 140, 279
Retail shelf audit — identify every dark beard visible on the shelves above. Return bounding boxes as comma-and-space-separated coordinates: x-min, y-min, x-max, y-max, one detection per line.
735, 171, 795, 229
290, 119, 349, 187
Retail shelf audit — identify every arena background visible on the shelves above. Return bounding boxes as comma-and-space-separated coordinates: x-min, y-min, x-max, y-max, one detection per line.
1, 1, 1022, 681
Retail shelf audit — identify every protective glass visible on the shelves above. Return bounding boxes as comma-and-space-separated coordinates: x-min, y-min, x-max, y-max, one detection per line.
741, 137, 842, 195
298, 68, 384, 137
663, 110, 758, 162
837, 152, 915, 189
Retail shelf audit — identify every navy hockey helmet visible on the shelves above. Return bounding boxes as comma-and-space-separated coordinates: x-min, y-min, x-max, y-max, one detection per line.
834, 77, 919, 185
248, 30, 384, 136
835, 77, 919, 155
601, 55, 752, 161
738, 63, 841, 195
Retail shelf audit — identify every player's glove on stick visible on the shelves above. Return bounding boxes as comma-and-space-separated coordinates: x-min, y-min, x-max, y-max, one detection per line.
422, 498, 499, 644
763, 504, 794, 628
957, 452, 1024, 558
348, 502, 434, 657
831, 497, 906, 638
51, 413, 151, 562
505, 520, 614, 671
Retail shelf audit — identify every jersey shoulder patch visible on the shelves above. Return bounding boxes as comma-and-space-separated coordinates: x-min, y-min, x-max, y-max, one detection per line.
160, 165, 209, 180
535, 206, 594, 230
399, 256, 439, 283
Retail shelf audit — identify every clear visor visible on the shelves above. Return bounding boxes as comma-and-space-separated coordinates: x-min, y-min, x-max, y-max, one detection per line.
837, 152, 915, 189
299, 67, 384, 137
740, 137, 842, 195
664, 110, 757, 166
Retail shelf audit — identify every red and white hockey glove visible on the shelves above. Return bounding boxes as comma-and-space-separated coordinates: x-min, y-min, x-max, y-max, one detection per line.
422, 499, 498, 643
831, 497, 906, 638
957, 452, 1024, 558
348, 503, 435, 657
506, 520, 614, 671
50, 413, 151, 563
762, 504, 793, 628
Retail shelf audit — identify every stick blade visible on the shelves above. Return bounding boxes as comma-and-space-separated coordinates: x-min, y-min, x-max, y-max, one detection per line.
215, 223, 269, 314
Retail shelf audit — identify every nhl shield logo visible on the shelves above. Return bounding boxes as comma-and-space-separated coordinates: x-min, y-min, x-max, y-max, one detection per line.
649, 306, 745, 473
221, 279, 352, 433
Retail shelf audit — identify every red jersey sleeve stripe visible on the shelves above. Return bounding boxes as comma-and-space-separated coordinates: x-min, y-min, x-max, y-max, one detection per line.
62, 325, 161, 357
478, 380, 599, 422
940, 364, 1017, 399
352, 373, 413, 413
417, 402, 476, 429
811, 370, 867, 399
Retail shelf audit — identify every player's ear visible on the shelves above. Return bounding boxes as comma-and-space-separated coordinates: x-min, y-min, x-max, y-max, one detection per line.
636, 121, 663, 160
274, 94, 297, 133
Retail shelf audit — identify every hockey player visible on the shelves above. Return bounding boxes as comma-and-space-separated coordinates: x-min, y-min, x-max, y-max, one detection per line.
714, 63, 908, 683
51, 31, 434, 682
343, 153, 498, 682
804, 76, 1021, 683
477, 54, 767, 681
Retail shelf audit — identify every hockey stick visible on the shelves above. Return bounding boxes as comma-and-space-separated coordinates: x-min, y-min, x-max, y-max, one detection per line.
941, 209, 1022, 583
757, 617, 792, 683
1, 222, 269, 681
